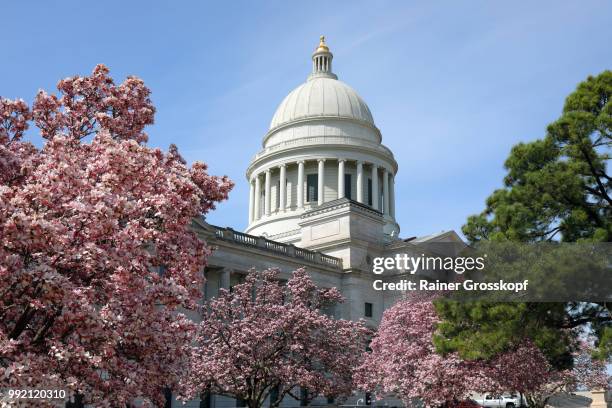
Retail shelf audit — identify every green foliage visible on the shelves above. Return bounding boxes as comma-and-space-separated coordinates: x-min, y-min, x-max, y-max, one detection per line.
463, 71, 611, 243
436, 71, 612, 368
592, 326, 612, 360
434, 301, 575, 370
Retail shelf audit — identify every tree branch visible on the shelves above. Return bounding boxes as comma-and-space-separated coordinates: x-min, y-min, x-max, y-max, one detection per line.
579, 146, 612, 206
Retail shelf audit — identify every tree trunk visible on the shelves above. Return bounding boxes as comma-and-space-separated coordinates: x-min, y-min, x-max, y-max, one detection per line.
247, 400, 262, 408
525, 394, 547, 408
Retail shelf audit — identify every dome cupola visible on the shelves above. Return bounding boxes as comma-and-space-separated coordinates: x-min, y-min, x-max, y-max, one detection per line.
245, 36, 399, 242
310, 36, 337, 80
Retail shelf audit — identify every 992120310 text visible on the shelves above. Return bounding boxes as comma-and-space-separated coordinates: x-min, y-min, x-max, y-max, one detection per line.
1, 388, 67, 401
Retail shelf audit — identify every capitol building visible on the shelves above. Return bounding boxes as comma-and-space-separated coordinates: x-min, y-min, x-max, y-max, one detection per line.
186, 37, 463, 408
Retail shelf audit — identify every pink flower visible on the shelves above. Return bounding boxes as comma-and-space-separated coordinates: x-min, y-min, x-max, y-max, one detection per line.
0, 65, 233, 406
179, 269, 370, 408
354, 295, 607, 408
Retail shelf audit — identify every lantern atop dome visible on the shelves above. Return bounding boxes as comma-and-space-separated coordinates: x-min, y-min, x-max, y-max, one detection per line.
310, 35, 336, 80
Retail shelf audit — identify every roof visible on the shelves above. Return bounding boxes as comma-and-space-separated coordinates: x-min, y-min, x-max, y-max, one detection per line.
269, 77, 375, 130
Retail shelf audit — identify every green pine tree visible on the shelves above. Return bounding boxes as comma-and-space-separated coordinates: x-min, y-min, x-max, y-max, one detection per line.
434, 71, 612, 368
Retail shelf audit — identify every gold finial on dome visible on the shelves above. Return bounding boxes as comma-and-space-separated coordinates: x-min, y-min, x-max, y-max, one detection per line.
316, 35, 329, 52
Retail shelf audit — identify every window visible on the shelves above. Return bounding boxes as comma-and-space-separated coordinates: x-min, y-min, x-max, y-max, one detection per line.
158, 265, 167, 277
229, 274, 246, 294
306, 174, 318, 202
164, 388, 172, 408
66, 394, 84, 408
365, 302, 373, 318
200, 392, 211, 408
300, 388, 308, 406
367, 178, 372, 206
270, 386, 280, 407
344, 173, 352, 199
276, 180, 280, 209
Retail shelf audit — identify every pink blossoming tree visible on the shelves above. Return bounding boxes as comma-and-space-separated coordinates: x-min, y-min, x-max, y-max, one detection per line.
179, 268, 370, 408
0, 65, 233, 406
355, 296, 492, 407
503, 340, 610, 408
356, 296, 609, 408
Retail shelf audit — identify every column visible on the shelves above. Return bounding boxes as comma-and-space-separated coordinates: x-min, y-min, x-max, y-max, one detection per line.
383, 168, 390, 215
297, 161, 305, 209
337, 159, 345, 199
264, 169, 271, 216
390, 174, 395, 217
279, 164, 286, 212
203, 268, 209, 301
220, 268, 231, 290
356, 161, 364, 203
317, 159, 325, 206
254, 175, 261, 221
371, 164, 379, 210
248, 179, 255, 223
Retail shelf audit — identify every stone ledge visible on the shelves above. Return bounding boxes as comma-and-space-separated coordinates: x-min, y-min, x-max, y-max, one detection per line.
210, 224, 343, 270
300, 197, 383, 220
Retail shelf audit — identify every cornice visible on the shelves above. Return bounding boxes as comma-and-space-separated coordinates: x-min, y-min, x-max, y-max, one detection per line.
264, 115, 382, 146
246, 143, 398, 180
267, 228, 302, 240
300, 198, 383, 220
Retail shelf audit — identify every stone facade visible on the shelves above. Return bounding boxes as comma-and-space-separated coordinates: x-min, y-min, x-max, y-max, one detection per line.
169, 37, 463, 408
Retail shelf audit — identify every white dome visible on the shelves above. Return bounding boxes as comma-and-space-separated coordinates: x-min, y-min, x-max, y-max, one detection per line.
246, 36, 399, 241
269, 77, 374, 130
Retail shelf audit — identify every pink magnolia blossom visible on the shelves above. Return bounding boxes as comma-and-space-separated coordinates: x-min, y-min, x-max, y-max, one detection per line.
355, 296, 490, 407
354, 296, 589, 408
510, 340, 610, 408
32, 64, 155, 143
0, 65, 233, 407
0, 97, 37, 186
179, 269, 370, 408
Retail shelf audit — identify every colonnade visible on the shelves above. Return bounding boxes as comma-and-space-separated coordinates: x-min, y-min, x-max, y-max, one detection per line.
248, 159, 395, 223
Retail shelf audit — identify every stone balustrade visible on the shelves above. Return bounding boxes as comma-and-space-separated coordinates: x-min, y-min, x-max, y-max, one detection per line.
212, 225, 343, 270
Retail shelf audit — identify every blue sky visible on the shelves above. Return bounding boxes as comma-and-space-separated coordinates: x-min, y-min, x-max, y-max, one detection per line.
2, 1, 612, 238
